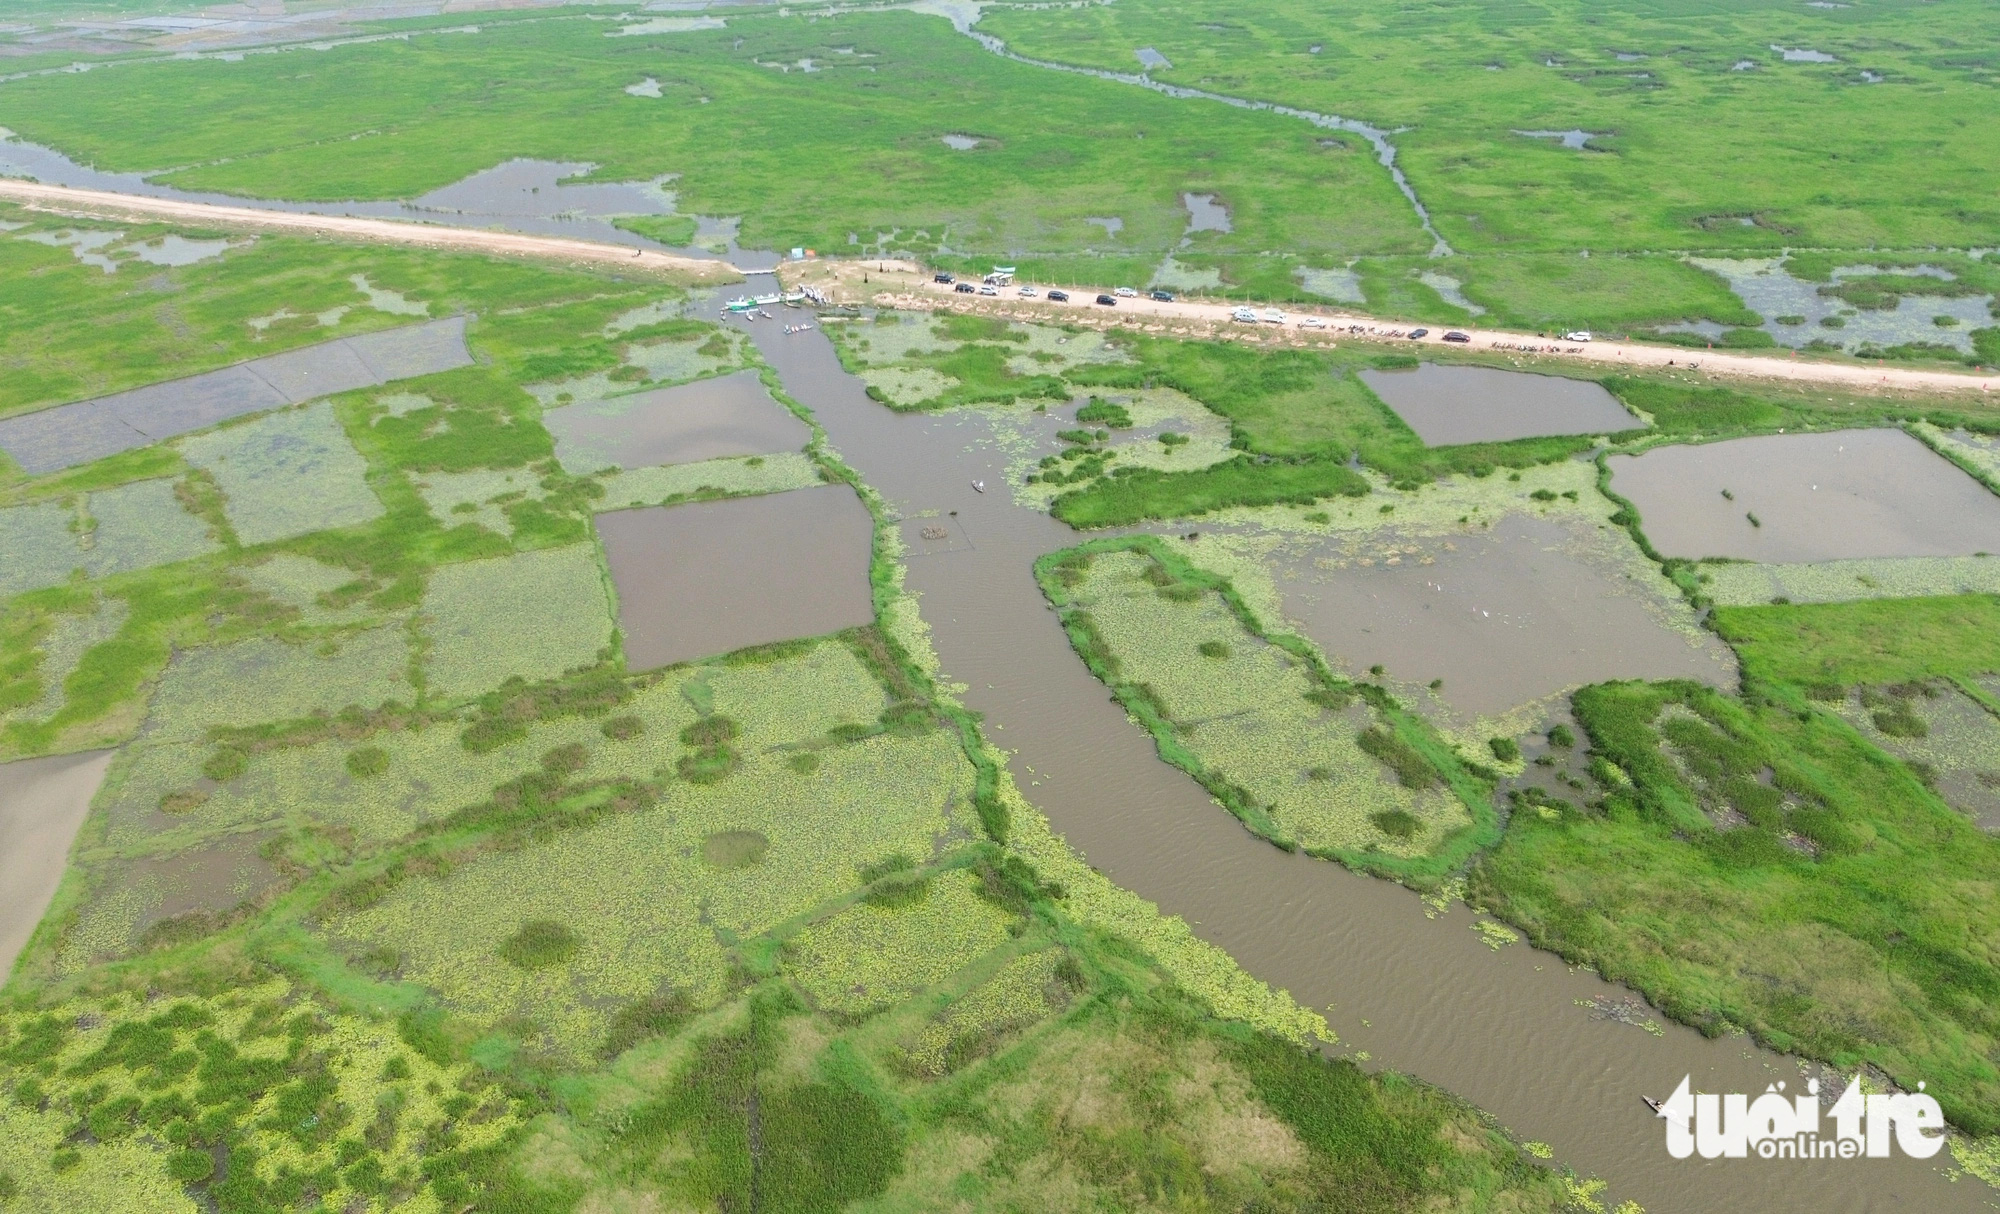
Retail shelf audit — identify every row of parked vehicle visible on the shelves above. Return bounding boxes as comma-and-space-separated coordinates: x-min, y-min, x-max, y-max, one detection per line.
934, 272, 1174, 307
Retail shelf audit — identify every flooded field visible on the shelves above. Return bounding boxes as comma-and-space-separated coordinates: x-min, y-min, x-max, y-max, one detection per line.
0, 749, 113, 977
543, 368, 809, 473
1358, 362, 1639, 446
1608, 428, 2000, 561
1679, 257, 1996, 354
0, 136, 775, 267
1834, 682, 2000, 831
1266, 513, 1735, 727
738, 318, 1979, 1214
596, 483, 875, 670
0, 315, 469, 472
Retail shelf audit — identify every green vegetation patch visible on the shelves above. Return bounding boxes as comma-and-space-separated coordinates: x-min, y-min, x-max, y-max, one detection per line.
0, 973, 523, 1214
420, 543, 612, 703
1472, 675, 2000, 1134
180, 402, 383, 546
1038, 539, 1489, 884
787, 868, 1018, 1017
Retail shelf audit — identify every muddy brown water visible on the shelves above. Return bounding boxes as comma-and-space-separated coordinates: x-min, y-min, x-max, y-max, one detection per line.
1359, 362, 1640, 447
0, 749, 114, 980
737, 315, 1976, 1212
1609, 428, 2000, 562
596, 484, 876, 671
544, 369, 811, 473
1264, 513, 1738, 721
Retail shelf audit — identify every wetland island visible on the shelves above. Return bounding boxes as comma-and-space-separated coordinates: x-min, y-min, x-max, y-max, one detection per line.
1, 1, 1998, 1211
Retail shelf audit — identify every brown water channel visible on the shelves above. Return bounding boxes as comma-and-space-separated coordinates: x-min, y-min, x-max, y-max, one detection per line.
0, 749, 114, 979
733, 314, 1976, 1212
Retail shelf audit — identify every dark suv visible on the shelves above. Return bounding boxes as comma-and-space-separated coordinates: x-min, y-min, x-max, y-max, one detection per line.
933, 272, 955, 284
1095, 294, 1117, 306
954, 282, 976, 294
1150, 290, 1174, 302
1047, 290, 1070, 302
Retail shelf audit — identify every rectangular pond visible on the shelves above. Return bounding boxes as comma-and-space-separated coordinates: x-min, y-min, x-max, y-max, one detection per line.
544, 368, 810, 473
1358, 363, 1640, 447
0, 316, 470, 473
1266, 513, 1735, 725
1606, 428, 2000, 561
596, 483, 876, 670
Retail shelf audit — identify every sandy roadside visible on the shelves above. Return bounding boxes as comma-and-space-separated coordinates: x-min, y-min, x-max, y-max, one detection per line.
0, 178, 740, 282
787, 263, 1999, 401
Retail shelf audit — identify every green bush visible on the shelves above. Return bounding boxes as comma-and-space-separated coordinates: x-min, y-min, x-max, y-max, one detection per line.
1488, 737, 1520, 762
498, 919, 581, 970
344, 745, 389, 778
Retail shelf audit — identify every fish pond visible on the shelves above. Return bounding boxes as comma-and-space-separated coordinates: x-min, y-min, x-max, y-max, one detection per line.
1358, 363, 1640, 446
596, 482, 876, 670
543, 367, 811, 473
1265, 512, 1736, 728
1608, 428, 2000, 561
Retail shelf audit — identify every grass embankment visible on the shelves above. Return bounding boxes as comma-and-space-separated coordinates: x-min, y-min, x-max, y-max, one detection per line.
1472, 595, 2000, 1134
1037, 536, 1500, 887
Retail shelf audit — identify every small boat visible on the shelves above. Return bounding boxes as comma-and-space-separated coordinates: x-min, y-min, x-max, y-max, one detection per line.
1641, 1096, 1664, 1116
971, 480, 986, 493
758, 309, 775, 320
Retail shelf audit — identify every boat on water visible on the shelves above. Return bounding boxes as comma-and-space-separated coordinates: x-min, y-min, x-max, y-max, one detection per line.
724, 296, 756, 312
752, 292, 783, 306
971, 480, 986, 493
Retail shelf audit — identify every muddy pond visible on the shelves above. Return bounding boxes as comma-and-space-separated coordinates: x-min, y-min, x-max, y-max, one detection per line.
734, 315, 1977, 1213
545, 369, 811, 473
1609, 428, 2000, 561
0, 750, 114, 977
1359, 362, 1640, 446
596, 483, 876, 670
1262, 513, 1736, 725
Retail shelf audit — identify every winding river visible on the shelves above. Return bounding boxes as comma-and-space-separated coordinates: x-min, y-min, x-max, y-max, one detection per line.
736, 316, 1979, 1213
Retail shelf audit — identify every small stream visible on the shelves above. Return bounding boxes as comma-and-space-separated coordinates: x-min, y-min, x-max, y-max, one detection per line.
906, 0, 1453, 257
735, 314, 1978, 1213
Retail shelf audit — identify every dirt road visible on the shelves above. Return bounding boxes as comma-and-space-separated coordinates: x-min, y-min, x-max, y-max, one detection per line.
0, 178, 739, 282
4, 177, 1991, 398
793, 264, 1998, 400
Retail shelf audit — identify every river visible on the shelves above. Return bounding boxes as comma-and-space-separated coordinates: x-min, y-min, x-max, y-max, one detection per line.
734, 315, 1981, 1213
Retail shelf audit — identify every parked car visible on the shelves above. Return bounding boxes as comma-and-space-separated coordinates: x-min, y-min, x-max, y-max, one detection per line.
934, 272, 955, 284
1150, 289, 1174, 302
1563, 330, 1593, 342
1299, 316, 1328, 329
955, 282, 976, 294
1261, 309, 1287, 325
1408, 328, 1430, 339
1047, 290, 1070, 302
1114, 286, 1138, 298
978, 284, 999, 295
1096, 294, 1118, 306
1443, 330, 1471, 343
1018, 286, 1039, 298
1231, 307, 1259, 323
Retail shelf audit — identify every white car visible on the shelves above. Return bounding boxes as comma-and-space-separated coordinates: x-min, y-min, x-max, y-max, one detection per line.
1261, 308, 1287, 324
1114, 286, 1138, 297
978, 284, 999, 296
1231, 306, 1259, 323
1563, 330, 1593, 342
1298, 315, 1328, 329
1017, 286, 1039, 298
